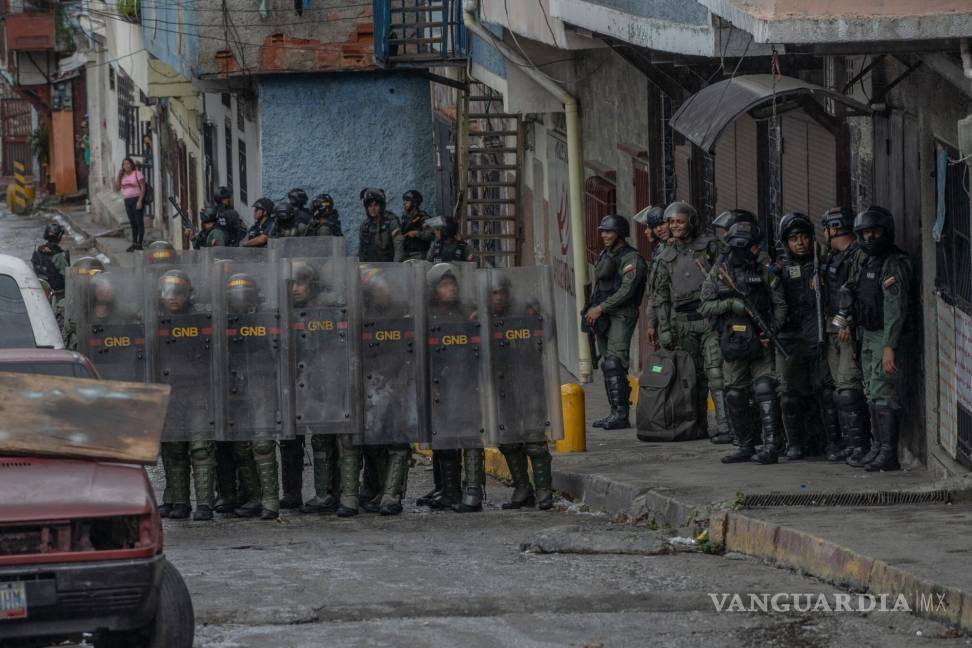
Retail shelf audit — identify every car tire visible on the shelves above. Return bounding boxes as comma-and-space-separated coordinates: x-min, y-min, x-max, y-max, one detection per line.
95, 558, 194, 648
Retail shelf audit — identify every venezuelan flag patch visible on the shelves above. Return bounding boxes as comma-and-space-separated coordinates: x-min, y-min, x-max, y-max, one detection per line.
882, 275, 898, 289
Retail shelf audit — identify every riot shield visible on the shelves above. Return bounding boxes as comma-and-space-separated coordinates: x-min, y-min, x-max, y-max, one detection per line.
134, 247, 201, 274
281, 255, 360, 436
426, 262, 489, 450
358, 262, 427, 446
481, 265, 564, 445
213, 258, 290, 441
270, 236, 345, 258
146, 262, 220, 442
77, 268, 148, 383
205, 246, 270, 265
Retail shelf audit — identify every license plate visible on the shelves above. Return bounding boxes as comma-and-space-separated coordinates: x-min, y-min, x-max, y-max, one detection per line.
0, 582, 27, 620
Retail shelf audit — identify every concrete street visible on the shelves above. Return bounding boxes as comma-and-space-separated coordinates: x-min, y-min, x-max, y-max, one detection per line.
2, 207, 970, 647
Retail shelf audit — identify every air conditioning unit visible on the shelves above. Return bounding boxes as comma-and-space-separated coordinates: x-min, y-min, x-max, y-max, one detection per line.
959, 114, 972, 166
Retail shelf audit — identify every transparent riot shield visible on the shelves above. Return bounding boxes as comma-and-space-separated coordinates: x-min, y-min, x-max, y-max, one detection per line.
426, 262, 489, 450
270, 237, 345, 258
146, 262, 220, 442
358, 262, 427, 446
77, 268, 148, 383
281, 255, 360, 437
205, 246, 270, 265
213, 258, 290, 441
481, 265, 563, 445
134, 247, 201, 274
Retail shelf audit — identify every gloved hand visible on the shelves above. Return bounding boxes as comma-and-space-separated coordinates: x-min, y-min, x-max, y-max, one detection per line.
659, 329, 674, 350
729, 298, 748, 316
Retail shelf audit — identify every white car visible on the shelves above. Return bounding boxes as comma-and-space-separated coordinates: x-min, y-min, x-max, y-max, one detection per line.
0, 254, 63, 349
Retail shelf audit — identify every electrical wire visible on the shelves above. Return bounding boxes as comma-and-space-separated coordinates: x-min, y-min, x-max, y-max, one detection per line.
536, 0, 559, 48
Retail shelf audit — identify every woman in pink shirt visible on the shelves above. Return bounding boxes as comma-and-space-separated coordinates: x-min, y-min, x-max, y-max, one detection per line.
115, 157, 146, 251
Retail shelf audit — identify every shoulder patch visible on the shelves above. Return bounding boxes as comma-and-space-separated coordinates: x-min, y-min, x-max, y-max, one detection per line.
882, 275, 898, 290
623, 263, 635, 274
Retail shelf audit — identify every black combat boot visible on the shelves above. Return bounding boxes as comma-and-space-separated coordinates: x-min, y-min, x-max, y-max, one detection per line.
336, 437, 362, 518
820, 388, 847, 461
525, 442, 554, 510
848, 403, 880, 468
865, 405, 901, 472
499, 445, 535, 509
278, 436, 305, 510
416, 451, 443, 507
600, 358, 631, 430
709, 386, 733, 444
752, 379, 782, 465
191, 445, 216, 521
252, 442, 280, 520
454, 448, 485, 513
169, 503, 191, 520
722, 389, 756, 463
300, 436, 339, 514
591, 366, 614, 429
836, 389, 867, 463
379, 445, 411, 516
780, 394, 804, 460
213, 442, 238, 514
359, 447, 385, 505
429, 450, 462, 510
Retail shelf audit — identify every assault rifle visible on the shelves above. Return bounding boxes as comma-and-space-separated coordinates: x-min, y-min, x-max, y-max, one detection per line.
168, 196, 196, 236
812, 240, 824, 345
716, 264, 790, 361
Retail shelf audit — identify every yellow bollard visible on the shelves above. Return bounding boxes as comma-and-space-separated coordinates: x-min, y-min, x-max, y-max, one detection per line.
557, 383, 586, 453
628, 374, 639, 408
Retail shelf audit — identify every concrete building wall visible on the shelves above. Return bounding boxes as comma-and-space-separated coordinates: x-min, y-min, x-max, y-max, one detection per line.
258, 72, 435, 255
141, 0, 199, 78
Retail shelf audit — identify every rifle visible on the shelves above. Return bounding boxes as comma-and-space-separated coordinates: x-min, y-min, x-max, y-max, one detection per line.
812, 240, 824, 345
168, 196, 197, 236
716, 263, 790, 361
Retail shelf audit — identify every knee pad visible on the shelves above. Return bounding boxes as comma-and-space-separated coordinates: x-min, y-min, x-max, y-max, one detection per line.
835, 388, 864, 409
310, 434, 335, 452
780, 393, 803, 417
752, 377, 779, 403
725, 388, 749, 412
386, 444, 410, 459
252, 440, 276, 460
337, 435, 359, 452
705, 367, 724, 391
189, 442, 214, 465
523, 442, 551, 459
232, 442, 253, 462
601, 356, 624, 376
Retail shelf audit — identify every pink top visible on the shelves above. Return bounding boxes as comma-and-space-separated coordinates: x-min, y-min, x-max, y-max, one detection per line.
120, 169, 144, 199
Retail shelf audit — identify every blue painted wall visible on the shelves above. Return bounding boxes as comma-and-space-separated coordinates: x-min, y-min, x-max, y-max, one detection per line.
469, 21, 507, 79
141, 2, 200, 78
259, 72, 436, 256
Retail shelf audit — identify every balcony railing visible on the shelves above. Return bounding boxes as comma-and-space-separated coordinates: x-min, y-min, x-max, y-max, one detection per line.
374, 0, 468, 67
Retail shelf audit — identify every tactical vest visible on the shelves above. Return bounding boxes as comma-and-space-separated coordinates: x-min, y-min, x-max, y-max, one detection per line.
428, 239, 469, 263
31, 244, 64, 291
593, 244, 646, 308
273, 220, 305, 238
308, 213, 342, 237
716, 262, 773, 361
359, 214, 396, 262
779, 258, 817, 337
856, 254, 885, 331
665, 240, 712, 310
823, 243, 859, 316
401, 209, 431, 256
217, 206, 245, 246
718, 264, 773, 321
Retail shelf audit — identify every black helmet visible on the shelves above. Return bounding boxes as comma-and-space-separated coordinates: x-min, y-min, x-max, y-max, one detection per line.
43, 222, 64, 243
403, 190, 423, 206
273, 200, 296, 224
429, 216, 459, 240
146, 240, 176, 264
159, 269, 191, 300
251, 197, 274, 215
214, 186, 232, 201
663, 201, 699, 234
312, 193, 334, 214
361, 188, 385, 207
854, 206, 895, 256
291, 260, 318, 287
597, 214, 630, 239
428, 262, 459, 291
73, 256, 105, 276
632, 205, 665, 229
713, 209, 757, 232
226, 273, 260, 311
821, 206, 855, 234
201, 205, 220, 224
726, 221, 761, 249
287, 188, 308, 208
778, 212, 813, 243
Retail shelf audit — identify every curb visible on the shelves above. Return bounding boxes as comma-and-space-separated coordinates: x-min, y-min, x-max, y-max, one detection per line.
50, 207, 119, 266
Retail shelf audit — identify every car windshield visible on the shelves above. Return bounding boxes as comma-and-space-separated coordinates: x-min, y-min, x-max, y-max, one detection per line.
0, 361, 93, 378
0, 274, 37, 348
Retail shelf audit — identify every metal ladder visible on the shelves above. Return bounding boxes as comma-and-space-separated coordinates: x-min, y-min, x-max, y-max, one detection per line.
460, 83, 522, 268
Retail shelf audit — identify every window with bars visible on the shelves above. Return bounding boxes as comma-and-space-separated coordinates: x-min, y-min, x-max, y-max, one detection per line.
935, 143, 972, 313
116, 69, 134, 145
237, 96, 245, 132
238, 139, 248, 206
584, 174, 617, 265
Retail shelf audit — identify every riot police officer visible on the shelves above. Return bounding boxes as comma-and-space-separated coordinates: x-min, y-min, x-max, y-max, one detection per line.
652, 202, 730, 442
633, 206, 670, 349
774, 212, 838, 460
395, 189, 434, 261
32, 223, 70, 297
287, 188, 313, 225
307, 193, 343, 237
242, 198, 276, 248
271, 200, 308, 239
214, 186, 244, 246
699, 221, 787, 464
156, 269, 220, 521
426, 216, 473, 263
820, 206, 867, 462
833, 206, 912, 472
191, 206, 227, 249
584, 215, 648, 430
713, 209, 758, 244
146, 240, 177, 265
358, 188, 398, 262
61, 256, 105, 350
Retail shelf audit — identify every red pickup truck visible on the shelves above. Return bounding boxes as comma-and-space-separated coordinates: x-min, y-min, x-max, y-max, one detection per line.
0, 349, 193, 648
